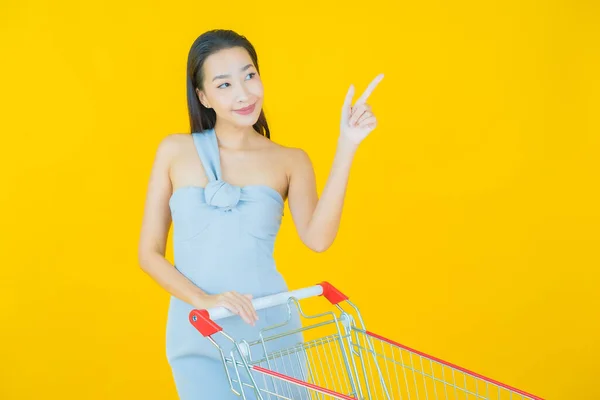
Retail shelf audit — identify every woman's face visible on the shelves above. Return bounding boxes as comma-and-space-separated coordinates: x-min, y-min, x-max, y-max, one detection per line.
197, 46, 264, 127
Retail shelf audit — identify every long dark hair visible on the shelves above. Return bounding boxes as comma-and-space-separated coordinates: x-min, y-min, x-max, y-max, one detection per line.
186, 29, 271, 139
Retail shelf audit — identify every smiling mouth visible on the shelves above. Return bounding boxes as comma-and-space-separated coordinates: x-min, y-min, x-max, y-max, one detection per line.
233, 104, 254, 112
233, 103, 256, 114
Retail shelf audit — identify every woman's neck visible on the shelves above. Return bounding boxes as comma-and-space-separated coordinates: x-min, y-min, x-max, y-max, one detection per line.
213, 120, 256, 150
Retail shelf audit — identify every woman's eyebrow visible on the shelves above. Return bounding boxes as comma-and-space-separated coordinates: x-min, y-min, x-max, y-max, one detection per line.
212, 64, 254, 81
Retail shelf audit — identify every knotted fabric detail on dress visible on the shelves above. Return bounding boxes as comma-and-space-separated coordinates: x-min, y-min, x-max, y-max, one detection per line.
204, 179, 241, 210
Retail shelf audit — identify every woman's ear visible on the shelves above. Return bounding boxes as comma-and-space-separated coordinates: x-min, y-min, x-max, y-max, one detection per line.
196, 88, 211, 109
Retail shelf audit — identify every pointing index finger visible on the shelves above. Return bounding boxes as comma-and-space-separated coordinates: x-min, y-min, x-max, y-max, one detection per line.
354, 73, 384, 106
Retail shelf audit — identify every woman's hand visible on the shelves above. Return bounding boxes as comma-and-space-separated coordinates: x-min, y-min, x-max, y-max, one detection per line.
200, 291, 259, 326
340, 73, 384, 146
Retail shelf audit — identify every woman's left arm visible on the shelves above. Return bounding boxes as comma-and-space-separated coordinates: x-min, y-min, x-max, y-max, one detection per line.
287, 73, 384, 252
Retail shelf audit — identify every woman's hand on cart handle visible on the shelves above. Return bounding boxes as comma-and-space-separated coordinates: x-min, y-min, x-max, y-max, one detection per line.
189, 283, 349, 337
198, 291, 259, 326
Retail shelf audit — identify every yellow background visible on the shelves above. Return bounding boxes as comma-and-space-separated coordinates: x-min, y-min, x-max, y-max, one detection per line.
1, 1, 598, 399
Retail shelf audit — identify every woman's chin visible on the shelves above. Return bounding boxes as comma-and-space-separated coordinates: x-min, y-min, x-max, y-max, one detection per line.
232, 112, 260, 126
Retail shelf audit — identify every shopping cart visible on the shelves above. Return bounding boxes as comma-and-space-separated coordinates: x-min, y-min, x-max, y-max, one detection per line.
189, 282, 543, 400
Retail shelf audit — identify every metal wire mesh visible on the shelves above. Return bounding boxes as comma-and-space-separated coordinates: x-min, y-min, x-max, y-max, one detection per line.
198, 295, 541, 400
345, 327, 540, 400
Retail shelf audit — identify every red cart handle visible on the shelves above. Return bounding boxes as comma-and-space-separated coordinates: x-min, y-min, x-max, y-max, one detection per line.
189, 309, 223, 337
189, 282, 348, 337
319, 281, 349, 305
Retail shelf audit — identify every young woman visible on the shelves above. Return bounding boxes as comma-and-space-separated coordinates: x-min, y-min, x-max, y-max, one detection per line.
138, 29, 383, 399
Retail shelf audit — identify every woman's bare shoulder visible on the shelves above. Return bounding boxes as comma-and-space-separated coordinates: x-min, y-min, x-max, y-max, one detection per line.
161, 133, 192, 148
261, 135, 305, 156
263, 139, 312, 180
275, 142, 310, 163
155, 133, 192, 159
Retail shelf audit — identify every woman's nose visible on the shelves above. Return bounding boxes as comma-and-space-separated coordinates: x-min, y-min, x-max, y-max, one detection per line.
234, 82, 250, 101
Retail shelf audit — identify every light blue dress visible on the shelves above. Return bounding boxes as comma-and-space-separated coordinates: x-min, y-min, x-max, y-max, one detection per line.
166, 128, 304, 399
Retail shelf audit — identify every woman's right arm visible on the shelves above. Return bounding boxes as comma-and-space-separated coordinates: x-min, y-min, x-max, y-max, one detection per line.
137, 135, 208, 308
137, 135, 258, 325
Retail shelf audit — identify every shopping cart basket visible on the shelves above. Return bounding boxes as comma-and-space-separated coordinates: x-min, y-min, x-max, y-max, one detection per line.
189, 282, 543, 400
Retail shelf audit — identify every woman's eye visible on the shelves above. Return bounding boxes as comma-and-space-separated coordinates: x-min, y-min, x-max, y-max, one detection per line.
217, 73, 255, 89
